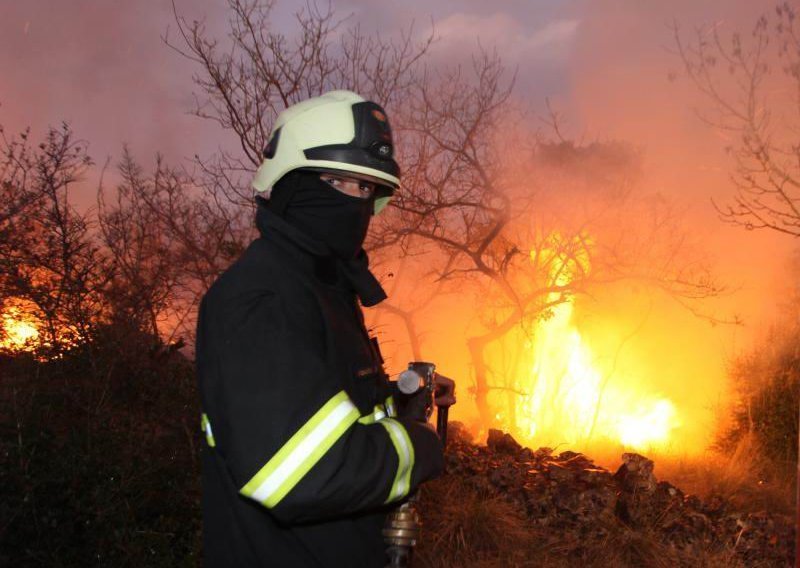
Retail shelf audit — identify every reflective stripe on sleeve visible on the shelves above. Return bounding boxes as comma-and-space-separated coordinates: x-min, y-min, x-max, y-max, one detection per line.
379, 418, 414, 503
240, 390, 360, 508
357, 403, 387, 425
385, 396, 396, 417
201, 413, 216, 447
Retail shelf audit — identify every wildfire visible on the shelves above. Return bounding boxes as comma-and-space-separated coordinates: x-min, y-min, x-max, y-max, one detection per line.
1, 299, 41, 352
497, 240, 679, 452
513, 298, 677, 451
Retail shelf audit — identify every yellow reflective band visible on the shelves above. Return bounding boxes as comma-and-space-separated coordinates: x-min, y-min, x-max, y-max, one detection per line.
201, 413, 216, 447
385, 396, 396, 417
240, 391, 359, 508
357, 403, 387, 425
380, 418, 414, 503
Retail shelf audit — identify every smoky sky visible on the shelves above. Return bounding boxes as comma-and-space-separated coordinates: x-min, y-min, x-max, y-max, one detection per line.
0, 0, 793, 332
0, 0, 764, 172
0, 0, 582, 163
0, 0, 233, 165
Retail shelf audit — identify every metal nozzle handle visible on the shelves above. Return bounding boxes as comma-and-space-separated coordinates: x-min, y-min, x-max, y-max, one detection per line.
437, 405, 449, 448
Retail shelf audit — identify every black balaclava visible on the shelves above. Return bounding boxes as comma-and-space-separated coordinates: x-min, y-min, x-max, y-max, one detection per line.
264, 170, 387, 306
269, 170, 374, 260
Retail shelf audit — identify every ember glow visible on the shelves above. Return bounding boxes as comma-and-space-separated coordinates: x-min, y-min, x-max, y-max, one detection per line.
1, 300, 40, 352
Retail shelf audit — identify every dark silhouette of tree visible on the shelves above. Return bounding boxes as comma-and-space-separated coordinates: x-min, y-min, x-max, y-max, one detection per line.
165, 0, 432, 209
97, 149, 190, 344
378, 50, 724, 429
0, 122, 103, 352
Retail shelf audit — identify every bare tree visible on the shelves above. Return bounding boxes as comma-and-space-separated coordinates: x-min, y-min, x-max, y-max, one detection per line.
0, 121, 219, 352
384, 47, 724, 428
673, 2, 800, 236
165, 0, 433, 209
97, 149, 190, 345
0, 123, 104, 352
114, 153, 251, 345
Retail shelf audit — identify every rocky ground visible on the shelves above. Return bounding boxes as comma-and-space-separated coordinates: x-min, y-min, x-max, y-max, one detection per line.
417, 424, 795, 567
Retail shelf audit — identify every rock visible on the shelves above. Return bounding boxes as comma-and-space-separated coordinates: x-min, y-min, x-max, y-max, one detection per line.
613, 453, 657, 493
486, 429, 523, 454
438, 429, 795, 566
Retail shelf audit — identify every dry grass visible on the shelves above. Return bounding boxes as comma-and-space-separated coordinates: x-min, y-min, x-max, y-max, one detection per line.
413, 459, 787, 568
654, 434, 796, 516
414, 486, 766, 568
415, 476, 535, 567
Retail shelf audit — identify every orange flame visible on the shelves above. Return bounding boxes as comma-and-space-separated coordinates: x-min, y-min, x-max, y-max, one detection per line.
1, 300, 40, 352
514, 296, 678, 450
494, 238, 679, 452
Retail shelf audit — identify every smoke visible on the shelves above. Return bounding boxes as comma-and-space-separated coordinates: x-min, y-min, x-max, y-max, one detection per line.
567, 0, 794, 335
365, 1, 798, 453
0, 0, 236, 194
553, 0, 796, 451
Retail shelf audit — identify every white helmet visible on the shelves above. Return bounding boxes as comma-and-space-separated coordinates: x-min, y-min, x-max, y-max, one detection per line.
252, 90, 400, 214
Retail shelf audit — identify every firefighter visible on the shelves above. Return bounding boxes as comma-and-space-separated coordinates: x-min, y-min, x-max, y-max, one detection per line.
196, 90, 456, 567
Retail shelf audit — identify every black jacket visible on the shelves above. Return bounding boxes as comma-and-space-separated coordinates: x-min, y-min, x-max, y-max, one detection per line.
196, 203, 443, 567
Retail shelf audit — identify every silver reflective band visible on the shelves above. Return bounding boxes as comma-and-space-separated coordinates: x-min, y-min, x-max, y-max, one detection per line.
201, 413, 216, 447
385, 396, 396, 417
380, 418, 414, 503
241, 391, 359, 508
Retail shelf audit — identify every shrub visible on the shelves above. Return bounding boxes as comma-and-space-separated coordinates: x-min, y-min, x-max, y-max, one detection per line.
0, 332, 201, 567
718, 317, 800, 477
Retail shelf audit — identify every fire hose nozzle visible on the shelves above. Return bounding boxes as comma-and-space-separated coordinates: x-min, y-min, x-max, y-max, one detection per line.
382, 501, 420, 546
397, 369, 423, 395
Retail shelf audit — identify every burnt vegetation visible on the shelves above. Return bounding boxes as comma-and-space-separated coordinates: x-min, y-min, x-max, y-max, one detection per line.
0, 0, 797, 565
415, 426, 795, 567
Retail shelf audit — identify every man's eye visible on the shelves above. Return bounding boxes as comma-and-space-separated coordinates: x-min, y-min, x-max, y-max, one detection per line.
325, 177, 342, 187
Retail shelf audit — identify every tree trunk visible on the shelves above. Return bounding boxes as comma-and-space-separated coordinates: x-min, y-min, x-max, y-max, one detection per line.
467, 308, 525, 432
467, 335, 494, 431
379, 303, 423, 361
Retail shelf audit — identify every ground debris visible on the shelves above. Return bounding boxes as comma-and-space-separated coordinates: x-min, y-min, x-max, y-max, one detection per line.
438, 425, 795, 566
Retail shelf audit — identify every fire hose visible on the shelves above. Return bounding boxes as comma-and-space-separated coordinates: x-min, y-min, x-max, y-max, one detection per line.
383, 362, 450, 568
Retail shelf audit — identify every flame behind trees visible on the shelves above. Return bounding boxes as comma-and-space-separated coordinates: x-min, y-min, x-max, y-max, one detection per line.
0, 123, 100, 353
0, 127, 215, 354
377, 52, 723, 433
